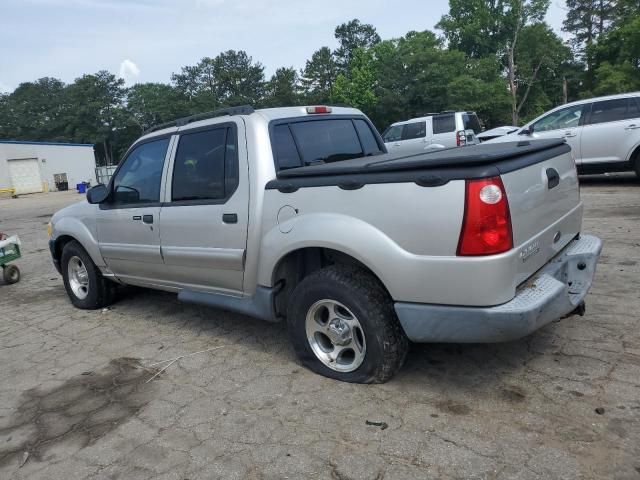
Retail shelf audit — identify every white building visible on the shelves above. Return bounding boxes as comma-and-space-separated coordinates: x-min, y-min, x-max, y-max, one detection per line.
0, 140, 97, 194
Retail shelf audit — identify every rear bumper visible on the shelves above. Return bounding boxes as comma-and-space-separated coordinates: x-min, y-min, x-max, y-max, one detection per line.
394, 234, 602, 343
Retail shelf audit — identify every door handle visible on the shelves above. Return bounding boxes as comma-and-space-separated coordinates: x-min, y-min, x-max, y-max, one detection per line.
625, 124, 639, 130
222, 213, 238, 224
132, 215, 141, 221
142, 214, 153, 224
564, 131, 577, 138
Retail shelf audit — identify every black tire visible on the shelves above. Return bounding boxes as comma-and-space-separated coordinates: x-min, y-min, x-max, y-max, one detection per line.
286, 265, 409, 383
3, 264, 20, 284
61, 240, 116, 309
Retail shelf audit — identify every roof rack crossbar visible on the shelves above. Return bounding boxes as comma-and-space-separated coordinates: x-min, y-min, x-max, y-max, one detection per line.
143, 105, 254, 135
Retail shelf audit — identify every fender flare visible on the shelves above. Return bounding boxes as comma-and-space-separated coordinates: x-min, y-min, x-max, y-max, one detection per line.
52, 216, 105, 267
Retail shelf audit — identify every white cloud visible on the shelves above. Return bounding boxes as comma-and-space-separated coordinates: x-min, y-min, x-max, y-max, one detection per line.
118, 59, 141, 85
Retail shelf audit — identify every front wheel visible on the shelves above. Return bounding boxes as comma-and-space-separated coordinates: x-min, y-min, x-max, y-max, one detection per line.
287, 265, 409, 383
61, 240, 116, 309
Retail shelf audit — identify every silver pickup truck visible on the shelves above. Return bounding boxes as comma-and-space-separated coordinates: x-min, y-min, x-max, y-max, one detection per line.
49, 105, 602, 383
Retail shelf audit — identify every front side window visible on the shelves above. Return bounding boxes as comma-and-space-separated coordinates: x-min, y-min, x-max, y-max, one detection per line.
401, 121, 426, 140
532, 104, 584, 132
433, 114, 456, 134
112, 138, 169, 204
383, 125, 403, 142
588, 98, 640, 125
172, 127, 237, 202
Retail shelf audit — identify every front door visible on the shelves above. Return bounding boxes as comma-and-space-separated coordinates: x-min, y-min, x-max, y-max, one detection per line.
529, 103, 586, 162
96, 136, 173, 283
158, 122, 249, 293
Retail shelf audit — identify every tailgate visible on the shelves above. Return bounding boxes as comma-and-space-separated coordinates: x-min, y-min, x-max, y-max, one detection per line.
501, 149, 582, 285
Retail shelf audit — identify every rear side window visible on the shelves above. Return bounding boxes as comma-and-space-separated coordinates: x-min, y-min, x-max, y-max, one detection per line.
272, 117, 383, 169
588, 98, 640, 125
401, 121, 426, 140
273, 125, 302, 169
462, 113, 482, 134
433, 114, 456, 134
172, 127, 238, 202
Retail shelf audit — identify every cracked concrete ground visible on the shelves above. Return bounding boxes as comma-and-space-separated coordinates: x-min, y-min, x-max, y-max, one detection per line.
0, 174, 638, 480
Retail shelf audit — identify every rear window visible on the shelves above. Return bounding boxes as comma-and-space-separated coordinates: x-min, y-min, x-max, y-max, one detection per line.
462, 113, 482, 134
272, 118, 383, 169
433, 114, 456, 134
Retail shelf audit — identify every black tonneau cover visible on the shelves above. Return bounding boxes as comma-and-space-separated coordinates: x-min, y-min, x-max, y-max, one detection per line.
278, 139, 566, 178
267, 139, 570, 191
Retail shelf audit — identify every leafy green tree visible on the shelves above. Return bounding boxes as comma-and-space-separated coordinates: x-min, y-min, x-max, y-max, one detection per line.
62, 71, 127, 165
334, 19, 381, 71
0, 77, 67, 140
126, 83, 190, 132
332, 48, 377, 112
263, 67, 300, 107
300, 47, 338, 104
172, 50, 265, 110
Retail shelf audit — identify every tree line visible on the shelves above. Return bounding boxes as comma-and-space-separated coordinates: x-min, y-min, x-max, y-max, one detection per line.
0, 0, 638, 166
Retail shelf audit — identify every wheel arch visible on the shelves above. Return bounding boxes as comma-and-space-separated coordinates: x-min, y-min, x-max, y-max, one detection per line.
52, 217, 105, 268
269, 246, 393, 319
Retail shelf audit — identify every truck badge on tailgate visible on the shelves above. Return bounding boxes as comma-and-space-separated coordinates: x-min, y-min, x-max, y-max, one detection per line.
520, 241, 540, 263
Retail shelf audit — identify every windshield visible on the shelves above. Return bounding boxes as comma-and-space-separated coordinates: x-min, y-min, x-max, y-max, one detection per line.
272, 118, 384, 169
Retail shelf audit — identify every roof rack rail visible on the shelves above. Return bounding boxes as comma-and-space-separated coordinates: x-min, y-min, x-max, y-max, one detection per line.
143, 105, 254, 135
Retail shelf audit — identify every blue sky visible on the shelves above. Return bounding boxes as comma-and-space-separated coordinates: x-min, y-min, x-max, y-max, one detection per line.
0, 0, 568, 93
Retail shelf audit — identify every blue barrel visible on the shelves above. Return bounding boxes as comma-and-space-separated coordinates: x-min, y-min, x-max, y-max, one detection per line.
77, 183, 87, 194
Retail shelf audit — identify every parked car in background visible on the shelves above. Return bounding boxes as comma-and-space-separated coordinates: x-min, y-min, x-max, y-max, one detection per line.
49, 105, 601, 384
382, 111, 482, 155
477, 125, 518, 142
484, 92, 640, 177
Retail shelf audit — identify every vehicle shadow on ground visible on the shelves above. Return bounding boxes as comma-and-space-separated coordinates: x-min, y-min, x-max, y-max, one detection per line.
579, 173, 638, 186
114, 286, 551, 390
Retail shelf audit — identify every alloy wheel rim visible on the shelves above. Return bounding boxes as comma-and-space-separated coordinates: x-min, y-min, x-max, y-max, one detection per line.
68, 256, 89, 300
305, 299, 366, 372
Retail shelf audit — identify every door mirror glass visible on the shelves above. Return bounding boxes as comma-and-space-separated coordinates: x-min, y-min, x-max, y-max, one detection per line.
86, 184, 109, 204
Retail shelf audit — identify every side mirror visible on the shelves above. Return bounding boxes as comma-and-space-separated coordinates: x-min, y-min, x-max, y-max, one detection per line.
519, 124, 534, 136
86, 184, 109, 204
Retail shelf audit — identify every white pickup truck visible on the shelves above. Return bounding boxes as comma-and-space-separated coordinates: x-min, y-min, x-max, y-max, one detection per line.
49, 105, 602, 383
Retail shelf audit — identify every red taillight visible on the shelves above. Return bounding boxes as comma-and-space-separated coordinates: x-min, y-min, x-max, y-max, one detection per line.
457, 177, 513, 256
456, 130, 466, 147
306, 106, 332, 114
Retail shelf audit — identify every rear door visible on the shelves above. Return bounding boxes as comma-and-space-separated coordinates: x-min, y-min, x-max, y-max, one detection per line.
96, 136, 172, 282
579, 97, 640, 166
158, 121, 249, 293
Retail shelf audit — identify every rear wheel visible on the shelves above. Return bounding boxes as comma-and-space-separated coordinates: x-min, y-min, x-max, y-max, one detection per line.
2, 264, 20, 284
61, 240, 116, 309
287, 265, 409, 383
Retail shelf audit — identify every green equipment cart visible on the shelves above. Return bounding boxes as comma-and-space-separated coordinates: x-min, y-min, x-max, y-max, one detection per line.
0, 233, 21, 284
